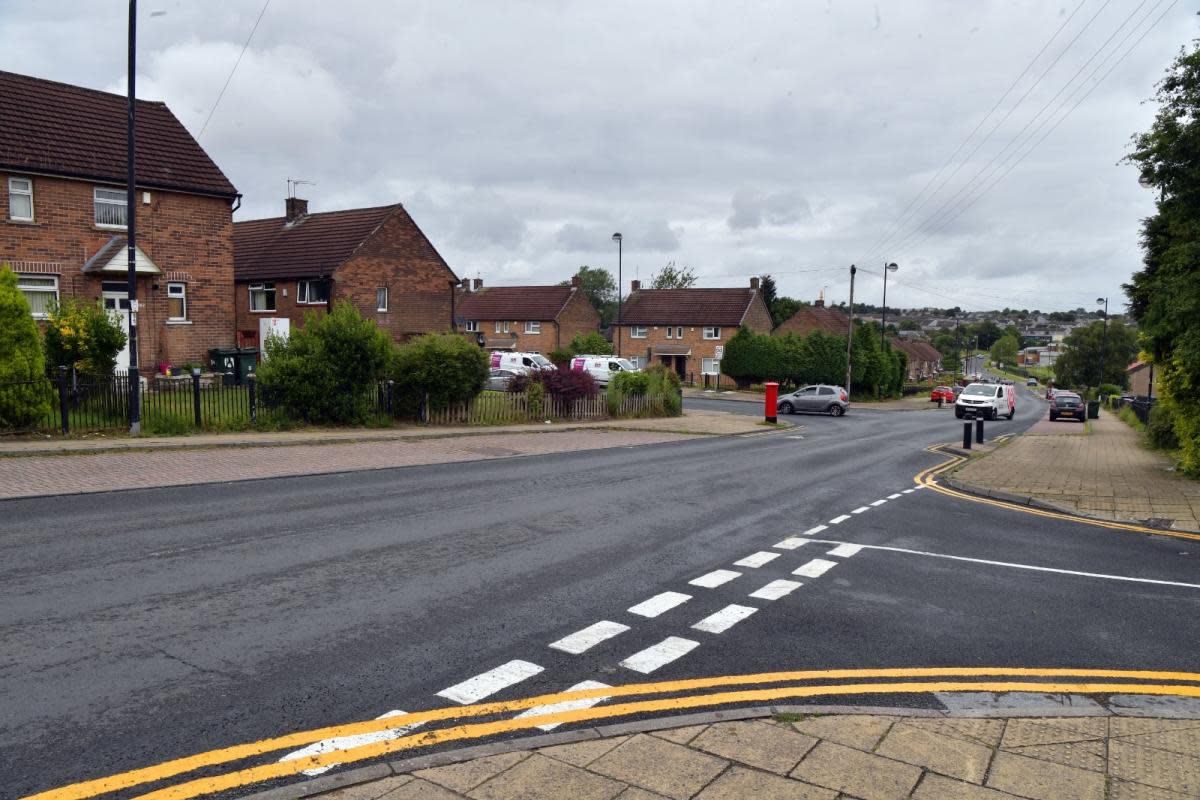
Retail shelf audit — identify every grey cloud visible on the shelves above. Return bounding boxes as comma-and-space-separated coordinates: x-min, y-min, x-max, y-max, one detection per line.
728, 189, 813, 231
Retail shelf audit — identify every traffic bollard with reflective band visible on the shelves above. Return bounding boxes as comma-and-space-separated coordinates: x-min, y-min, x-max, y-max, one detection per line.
765, 381, 778, 424
963, 422, 972, 449
975, 418, 984, 444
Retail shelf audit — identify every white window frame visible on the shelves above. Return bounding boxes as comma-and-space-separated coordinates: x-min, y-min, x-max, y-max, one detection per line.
297, 280, 329, 305
676, 326, 683, 338
631, 325, 648, 339
166, 282, 187, 321
17, 274, 58, 318
8, 177, 33, 221
524, 320, 541, 334
464, 320, 478, 332
665, 326, 674, 339
701, 357, 721, 375
495, 321, 511, 334
94, 186, 127, 228
376, 286, 388, 312
702, 326, 721, 340
249, 282, 276, 312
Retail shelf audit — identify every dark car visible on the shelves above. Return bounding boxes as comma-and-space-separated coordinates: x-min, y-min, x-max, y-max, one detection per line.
1049, 391, 1085, 422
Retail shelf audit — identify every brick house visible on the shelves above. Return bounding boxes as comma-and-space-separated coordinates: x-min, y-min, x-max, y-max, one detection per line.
1127, 360, 1158, 399
454, 277, 600, 352
773, 297, 851, 338
0, 70, 239, 373
889, 338, 943, 381
615, 278, 773, 381
232, 198, 459, 348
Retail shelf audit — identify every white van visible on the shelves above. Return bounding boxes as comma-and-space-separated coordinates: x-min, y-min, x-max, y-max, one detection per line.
570, 355, 639, 386
955, 382, 1016, 420
489, 351, 555, 373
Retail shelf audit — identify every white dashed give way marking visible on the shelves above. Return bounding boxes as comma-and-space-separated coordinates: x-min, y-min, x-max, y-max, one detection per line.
827, 543, 863, 558
621, 637, 700, 674
549, 621, 630, 655
734, 551, 780, 568
829, 515, 851, 525
280, 710, 421, 776
628, 591, 691, 618
514, 680, 611, 731
870, 499, 888, 507
774, 537, 809, 551
793, 558, 839, 578
436, 660, 544, 704
689, 569, 741, 588
749, 579, 803, 601
851, 506, 871, 514
887, 493, 903, 500
692, 604, 758, 634
902, 488, 916, 494
804, 525, 829, 536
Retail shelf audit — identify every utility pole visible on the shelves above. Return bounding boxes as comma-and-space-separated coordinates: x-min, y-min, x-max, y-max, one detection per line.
844, 264, 856, 398
612, 233, 623, 357
881, 262, 897, 349
126, 0, 141, 434
1097, 297, 1109, 389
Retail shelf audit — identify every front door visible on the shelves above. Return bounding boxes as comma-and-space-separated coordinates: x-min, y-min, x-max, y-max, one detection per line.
101, 291, 131, 372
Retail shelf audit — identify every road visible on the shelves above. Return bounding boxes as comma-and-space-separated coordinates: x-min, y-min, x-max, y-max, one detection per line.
4, 387, 1198, 797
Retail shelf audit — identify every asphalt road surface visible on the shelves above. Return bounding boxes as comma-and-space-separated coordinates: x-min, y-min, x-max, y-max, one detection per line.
4, 387, 1198, 797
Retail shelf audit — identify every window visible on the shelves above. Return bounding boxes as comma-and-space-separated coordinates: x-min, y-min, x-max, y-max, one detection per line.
703, 326, 721, 340
249, 282, 276, 312
297, 280, 329, 304
376, 286, 388, 312
701, 357, 721, 375
665, 327, 674, 339
17, 275, 57, 318
94, 187, 127, 227
495, 321, 511, 333
676, 326, 684, 338
818, 387, 835, 396
8, 177, 33, 221
167, 282, 187, 321
631, 325, 648, 338
627, 357, 642, 369
524, 320, 541, 334
464, 320, 478, 332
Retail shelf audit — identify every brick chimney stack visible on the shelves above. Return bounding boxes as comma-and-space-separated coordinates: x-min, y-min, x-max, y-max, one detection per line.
571, 275, 582, 287
474, 278, 483, 291
631, 279, 641, 292
750, 276, 760, 290
285, 197, 308, 222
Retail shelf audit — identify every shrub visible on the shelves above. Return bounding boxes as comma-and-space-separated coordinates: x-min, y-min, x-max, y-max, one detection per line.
256, 301, 394, 424
525, 380, 545, 418
391, 331, 489, 413
510, 366, 599, 404
546, 347, 572, 367
609, 364, 681, 417
610, 370, 651, 396
567, 331, 611, 356
43, 296, 127, 375
0, 265, 52, 429
1146, 401, 1180, 450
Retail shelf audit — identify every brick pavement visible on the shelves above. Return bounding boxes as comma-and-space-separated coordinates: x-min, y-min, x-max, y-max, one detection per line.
953, 409, 1200, 532
301, 712, 1200, 800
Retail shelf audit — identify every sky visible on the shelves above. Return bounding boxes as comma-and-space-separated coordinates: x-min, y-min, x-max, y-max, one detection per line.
2, 0, 1196, 312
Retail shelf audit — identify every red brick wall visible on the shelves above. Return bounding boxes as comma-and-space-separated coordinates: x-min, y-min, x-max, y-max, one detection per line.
555, 289, 602, 347
232, 278, 326, 346
1, 172, 235, 372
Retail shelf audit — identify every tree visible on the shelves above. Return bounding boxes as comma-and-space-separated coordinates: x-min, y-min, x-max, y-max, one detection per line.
989, 335, 1020, 367
392, 332, 489, 412
561, 266, 617, 325
649, 261, 697, 289
0, 265, 51, 429
721, 326, 776, 388
899, 319, 920, 331
759, 275, 778, 308
1053, 321, 1139, 392
42, 297, 127, 375
566, 331, 611, 356
966, 320, 1004, 350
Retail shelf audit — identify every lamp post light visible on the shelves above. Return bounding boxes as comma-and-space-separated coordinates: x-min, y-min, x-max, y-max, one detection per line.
126, 0, 141, 434
612, 232, 623, 356
881, 261, 898, 349
1097, 296, 1109, 389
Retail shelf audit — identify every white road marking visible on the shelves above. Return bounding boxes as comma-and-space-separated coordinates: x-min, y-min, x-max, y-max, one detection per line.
735, 551, 780, 568
628, 591, 691, 618
280, 710, 421, 776
827, 543, 863, 558
914, 485, 926, 490
804, 525, 829, 536
870, 499, 888, 507
750, 579, 803, 600
774, 537, 809, 550
793, 558, 839, 578
902, 489, 916, 494
514, 681, 610, 731
851, 506, 871, 514
829, 515, 851, 524
805, 539, 1200, 590
689, 569, 741, 588
548, 621, 630, 655
436, 660, 544, 704
788, 435, 806, 439
887, 493, 903, 500
620, 636, 700, 674
692, 604, 758, 634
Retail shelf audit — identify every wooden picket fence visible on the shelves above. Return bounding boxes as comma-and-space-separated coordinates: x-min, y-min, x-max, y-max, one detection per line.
422, 392, 663, 425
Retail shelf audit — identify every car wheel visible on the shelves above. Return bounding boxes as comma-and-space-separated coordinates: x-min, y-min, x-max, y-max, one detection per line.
1049, 412, 1057, 420
829, 404, 845, 417
779, 401, 794, 414
954, 407, 963, 419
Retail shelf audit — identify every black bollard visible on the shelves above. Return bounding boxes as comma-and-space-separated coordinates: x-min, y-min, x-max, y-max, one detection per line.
975, 418, 984, 444
962, 421, 972, 449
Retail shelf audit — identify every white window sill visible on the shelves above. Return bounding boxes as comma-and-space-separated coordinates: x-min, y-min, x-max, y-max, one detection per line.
249, 310, 278, 314
166, 320, 192, 325
94, 224, 128, 231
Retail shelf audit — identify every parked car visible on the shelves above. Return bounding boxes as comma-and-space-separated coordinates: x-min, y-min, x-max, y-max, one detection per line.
1026, 377, 1038, 386
569, 355, 639, 386
930, 385, 956, 403
1049, 391, 1086, 422
490, 351, 555, 373
486, 367, 526, 391
777, 384, 849, 416
955, 382, 1015, 420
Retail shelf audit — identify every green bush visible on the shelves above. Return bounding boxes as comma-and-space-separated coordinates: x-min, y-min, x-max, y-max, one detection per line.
1147, 401, 1180, 450
256, 301, 394, 424
0, 265, 52, 429
610, 363, 681, 417
392, 331, 489, 413
610, 370, 651, 396
525, 380, 545, 418
567, 331, 611, 356
43, 295, 127, 376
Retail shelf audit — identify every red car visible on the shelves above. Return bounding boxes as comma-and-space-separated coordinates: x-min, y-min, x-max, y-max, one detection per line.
930, 386, 956, 403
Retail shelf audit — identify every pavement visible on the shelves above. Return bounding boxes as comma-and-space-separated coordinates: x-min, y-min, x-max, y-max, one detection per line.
951, 405, 1200, 532
287, 704, 1200, 800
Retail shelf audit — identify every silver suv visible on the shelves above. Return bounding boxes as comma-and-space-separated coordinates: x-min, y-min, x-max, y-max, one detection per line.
777, 384, 849, 417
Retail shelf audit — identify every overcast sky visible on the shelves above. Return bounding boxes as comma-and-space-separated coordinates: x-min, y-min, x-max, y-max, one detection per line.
3, 1, 1196, 311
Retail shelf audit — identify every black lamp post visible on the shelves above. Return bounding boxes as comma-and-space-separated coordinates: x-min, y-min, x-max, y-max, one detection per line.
881, 261, 898, 349
612, 232, 622, 356
1097, 296, 1109, 388
126, 0, 141, 433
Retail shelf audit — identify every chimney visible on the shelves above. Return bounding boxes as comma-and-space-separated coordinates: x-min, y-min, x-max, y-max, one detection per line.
285, 197, 308, 222
474, 277, 483, 291
631, 279, 641, 292
750, 276, 760, 290
571, 275, 582, 288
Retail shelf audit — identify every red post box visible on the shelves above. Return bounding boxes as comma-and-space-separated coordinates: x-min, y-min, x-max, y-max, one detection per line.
765, 381, 779, 424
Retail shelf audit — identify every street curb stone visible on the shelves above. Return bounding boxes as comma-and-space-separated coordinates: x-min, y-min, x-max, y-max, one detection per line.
593, 706, 777, 738
239, 763, 393, 800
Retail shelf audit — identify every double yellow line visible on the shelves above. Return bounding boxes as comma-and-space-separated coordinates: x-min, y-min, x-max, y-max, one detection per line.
26, 667, 1200, 800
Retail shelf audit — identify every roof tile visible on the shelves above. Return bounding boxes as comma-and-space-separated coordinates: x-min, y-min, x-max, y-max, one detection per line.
620, 288, 758, 326
456, 286, 575, 321
233, 205, 400, 281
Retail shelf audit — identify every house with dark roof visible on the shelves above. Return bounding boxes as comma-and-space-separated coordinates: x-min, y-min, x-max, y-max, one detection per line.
889, 338, 943, 380
455, 277, 600, 352
615, 277, 773, 381
773, 297, 851, 338
0, 70, 240, 373
232, 197, 459, 347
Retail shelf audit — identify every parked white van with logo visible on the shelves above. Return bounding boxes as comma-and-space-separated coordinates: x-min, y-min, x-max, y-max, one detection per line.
490, 351, 555, 373
955, 382, 1016, 420
570, 355, 639, 386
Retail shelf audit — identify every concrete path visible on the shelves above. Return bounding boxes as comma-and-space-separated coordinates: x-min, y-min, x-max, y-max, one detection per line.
953, 408, 1200, 532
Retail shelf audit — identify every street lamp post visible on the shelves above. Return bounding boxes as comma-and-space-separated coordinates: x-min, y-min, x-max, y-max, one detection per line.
881, 262, 898, 350
612, 233, 622, 356
844, 264, 857, 397
1097, 296, 1109, 389
126, 0, 141, 434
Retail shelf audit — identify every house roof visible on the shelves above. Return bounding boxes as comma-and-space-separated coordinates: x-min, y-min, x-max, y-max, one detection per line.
0, 70, 237, 198
890, 338, 942, 363
1127, 360, 1148, 372
234, 204, 455, 282
457, 285, 577, 321
775, 303, 850, 336
619, 288, 760, 326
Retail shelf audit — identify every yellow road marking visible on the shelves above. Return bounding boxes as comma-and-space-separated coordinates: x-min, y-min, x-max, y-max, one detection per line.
127, 681, 1200, 800
25, 668, 1200, 800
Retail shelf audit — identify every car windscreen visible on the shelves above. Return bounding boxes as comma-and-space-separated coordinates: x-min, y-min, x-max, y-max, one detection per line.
961, 384, 996, 397
531, 354, 552, 368
615, 359, 637, 371
1056, 394, 1081, 402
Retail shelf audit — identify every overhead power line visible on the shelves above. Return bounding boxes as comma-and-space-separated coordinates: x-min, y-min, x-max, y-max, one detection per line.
198, 0, 271, 139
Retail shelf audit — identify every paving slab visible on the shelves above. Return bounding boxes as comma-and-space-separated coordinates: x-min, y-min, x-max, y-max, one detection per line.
467, 753, 625, 800
876, 723, 993, 783
985, 751, 1106, 800
790, 714, 896, 751
694, 766, 836, 800
689, 720, 817, 775
790, 740, 921, 800
588, 734, 728, 800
